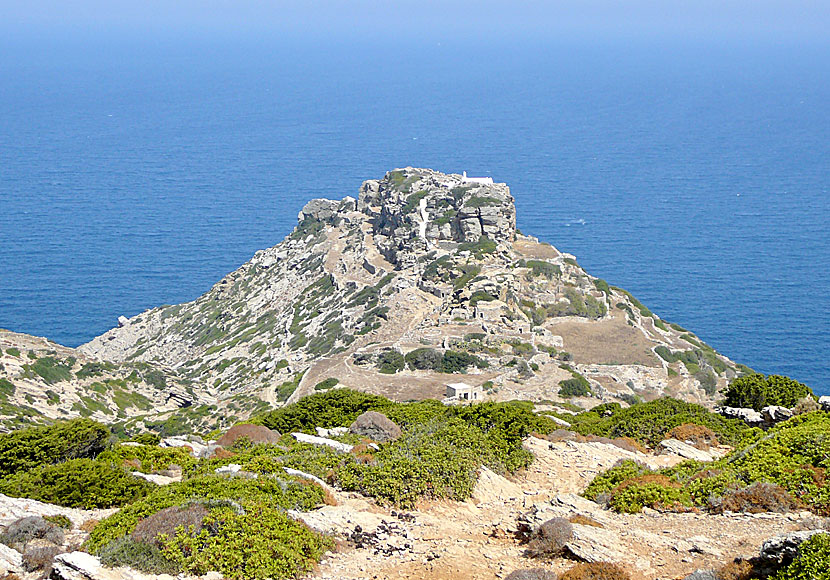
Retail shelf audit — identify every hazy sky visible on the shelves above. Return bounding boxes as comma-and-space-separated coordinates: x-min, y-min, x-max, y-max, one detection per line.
1, 0, 827, 42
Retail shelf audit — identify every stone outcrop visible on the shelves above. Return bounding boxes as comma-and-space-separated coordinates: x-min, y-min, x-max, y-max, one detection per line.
349, 411, 402, 442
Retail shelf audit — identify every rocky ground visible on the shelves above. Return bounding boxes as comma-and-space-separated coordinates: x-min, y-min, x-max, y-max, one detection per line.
1, 434, 808, 580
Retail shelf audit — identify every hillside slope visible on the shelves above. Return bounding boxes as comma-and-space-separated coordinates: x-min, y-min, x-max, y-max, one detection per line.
72, 168, 742, 427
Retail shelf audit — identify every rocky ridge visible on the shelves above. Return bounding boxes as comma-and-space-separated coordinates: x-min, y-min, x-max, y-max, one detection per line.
0, 168, 746, 431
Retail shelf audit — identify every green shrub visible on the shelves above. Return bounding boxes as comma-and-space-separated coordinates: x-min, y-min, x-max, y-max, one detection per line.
583, 460, 652, 501
608, 477, 690, 513
377, 349, 405, 374
0, 378, 14, 397
404, 348, 443, 371
440, 350, 488, 374
569, 397, 755, 448
0, 458, 154, 509
6, 347, 20, 357
458, 235, 497, 257
43, 514, 72, 529
723, 373, 813, 411
338, 418, 497, 507
24, 356, 73, 384
163, 502, 331, 580
0, 418, 111, 478
131, 433, 162, 446
86, 474, 325, 553
99, 537, 180, 575
314, 377, 339, 391
772, 533, 830, 580
97, 444, 196, 474
526, 260, 561, 280
254, 389, 393, 434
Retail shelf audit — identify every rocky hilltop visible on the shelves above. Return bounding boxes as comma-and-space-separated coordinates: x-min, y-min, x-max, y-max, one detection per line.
65, 168, 741, 432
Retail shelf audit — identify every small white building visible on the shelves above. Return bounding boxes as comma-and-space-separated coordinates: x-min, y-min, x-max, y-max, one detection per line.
445, 382, 483, 402
462, 171, 494, 185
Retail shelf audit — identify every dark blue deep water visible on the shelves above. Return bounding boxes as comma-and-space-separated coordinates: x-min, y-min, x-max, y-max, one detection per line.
1, 35, 828, 393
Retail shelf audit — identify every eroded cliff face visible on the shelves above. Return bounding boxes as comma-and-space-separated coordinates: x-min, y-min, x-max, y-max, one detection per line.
46, 167, 742, 431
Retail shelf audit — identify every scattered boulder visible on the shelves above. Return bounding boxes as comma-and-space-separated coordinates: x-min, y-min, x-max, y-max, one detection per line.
349, 411, 401, 443
117, 315, 129, 327
682, 571, 717, 580
758, 530, 826, 564
761, 405, 793, 424
719, 406, 764, 426
657, 439, 715, 462
215, 424, 281, 448
0, 541, 23, 574
292, 432, 354, 453
819, 396, 830, 411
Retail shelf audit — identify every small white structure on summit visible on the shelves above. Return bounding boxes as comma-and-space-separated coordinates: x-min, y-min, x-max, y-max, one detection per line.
461, 171, 494, 185
445, 382, 483, 402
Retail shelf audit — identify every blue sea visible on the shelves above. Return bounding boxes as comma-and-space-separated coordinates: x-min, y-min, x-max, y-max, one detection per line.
1, 34, 828, 393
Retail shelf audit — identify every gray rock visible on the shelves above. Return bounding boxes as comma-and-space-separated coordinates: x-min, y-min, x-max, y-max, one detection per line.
292, 432, 354, 453
762, 405, 793, 423
682, 571, 717, 580
818, 396, 830, 411
298, 198, 341, 223
117, 315, 129, 327
658, 439, 715, 462
759, 530, 826, 563
349, 411, 402, 443
0, 542, 23, 574
719, 406, 764, 426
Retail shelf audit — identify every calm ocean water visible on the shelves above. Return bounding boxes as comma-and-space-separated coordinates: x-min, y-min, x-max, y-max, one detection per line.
1, 35, 827, 393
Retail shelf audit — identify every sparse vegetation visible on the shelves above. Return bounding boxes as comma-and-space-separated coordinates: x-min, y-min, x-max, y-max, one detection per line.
723, 373, 813, 410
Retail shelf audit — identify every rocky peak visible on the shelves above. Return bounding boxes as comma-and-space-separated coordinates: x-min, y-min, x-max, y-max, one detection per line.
357, 168, 516, 265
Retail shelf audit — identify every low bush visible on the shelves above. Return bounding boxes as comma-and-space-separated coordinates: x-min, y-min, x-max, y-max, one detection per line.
716, 559, 755, 580
0, 458, 154, 509
526, 517, 573, 557
98, 536, 180, 575
723, 373, 813, 411
715, 482, 804, 514
162, 502, 331, 580
314, 377, 339, 391
86, 474, 325, 553
131, 503, 209, 546
0, 418, 111, 478
771, 533, 830, 580
43, 514, 72, 529
569, 397, 755, 448
607, 474, 690, 513
0, 516, 64, 550
664, 423, 719, 449
377, 349, 405, 374
24, 356, 73, 384
404, 348, 443, 371
559, 562, 632, 580
21, 544, 62, 573
97, 444, 196, 474
583, 460, 652, 502
559, 378, 591, 398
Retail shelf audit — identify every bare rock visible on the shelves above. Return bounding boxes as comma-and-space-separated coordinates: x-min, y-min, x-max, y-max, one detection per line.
349, 411, 402, 443
0, 541, 23, 574
819, 396, 830, 411
759, 529, 827, 564
658, 439, 715, 462
719, 406, 764, 426
682, 571, 717, 580
762, 405, 793, 424
292, 432, 354, 453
